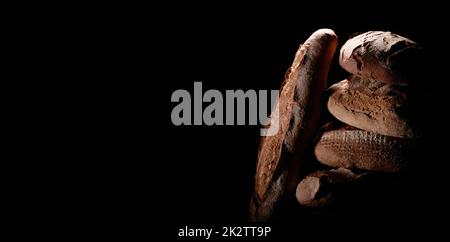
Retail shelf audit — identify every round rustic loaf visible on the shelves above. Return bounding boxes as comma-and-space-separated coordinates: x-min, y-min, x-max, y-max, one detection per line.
339, 31, 422, 84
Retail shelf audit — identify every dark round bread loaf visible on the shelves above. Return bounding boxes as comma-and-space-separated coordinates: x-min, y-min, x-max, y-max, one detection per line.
339, 31, 422, 84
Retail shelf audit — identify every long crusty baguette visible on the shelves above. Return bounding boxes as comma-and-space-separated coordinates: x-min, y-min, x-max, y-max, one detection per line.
250, 29, 338, 221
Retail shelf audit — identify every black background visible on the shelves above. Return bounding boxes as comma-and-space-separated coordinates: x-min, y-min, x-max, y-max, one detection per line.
79, 1, 450, 240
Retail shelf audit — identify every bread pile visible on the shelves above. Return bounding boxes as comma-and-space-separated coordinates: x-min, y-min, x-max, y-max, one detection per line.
250, 30, 423, 221
298, 31, 421, 207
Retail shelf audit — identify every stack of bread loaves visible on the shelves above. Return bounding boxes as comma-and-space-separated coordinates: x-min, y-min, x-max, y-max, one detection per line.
250, 30, 423, 221
296, 31, 422, 207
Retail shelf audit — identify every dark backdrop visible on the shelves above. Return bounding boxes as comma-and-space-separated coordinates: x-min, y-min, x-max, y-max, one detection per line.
101, 1, 449, 239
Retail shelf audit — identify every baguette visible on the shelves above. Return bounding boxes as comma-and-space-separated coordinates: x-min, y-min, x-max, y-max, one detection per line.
250, 29, 338, 221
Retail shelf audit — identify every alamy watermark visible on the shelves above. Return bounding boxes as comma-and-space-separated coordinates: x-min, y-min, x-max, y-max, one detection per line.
171, 82, 280, 136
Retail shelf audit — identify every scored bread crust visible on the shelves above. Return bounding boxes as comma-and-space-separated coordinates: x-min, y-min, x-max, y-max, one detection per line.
250, 29, 338, 221
314, 123, 410, 172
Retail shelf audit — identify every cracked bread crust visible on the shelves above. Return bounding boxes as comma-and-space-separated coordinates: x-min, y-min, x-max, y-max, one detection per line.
327, 77, 414, 138
339, 31, 422, 84
250, 29, 338, 221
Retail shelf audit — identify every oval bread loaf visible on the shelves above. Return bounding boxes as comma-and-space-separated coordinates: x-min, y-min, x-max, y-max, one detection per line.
314, 122, 411, 172
327, 76, 415, 138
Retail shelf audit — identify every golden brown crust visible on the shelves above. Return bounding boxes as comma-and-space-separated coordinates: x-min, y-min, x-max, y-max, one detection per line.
250, 29, 338, 221
314, 123, 411, 172
327, 77, 414, 138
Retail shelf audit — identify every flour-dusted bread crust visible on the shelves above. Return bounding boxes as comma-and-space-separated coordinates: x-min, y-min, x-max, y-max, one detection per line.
339, 31, 422, 84
327, 77, 415, 138
249, 29, 338, 221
